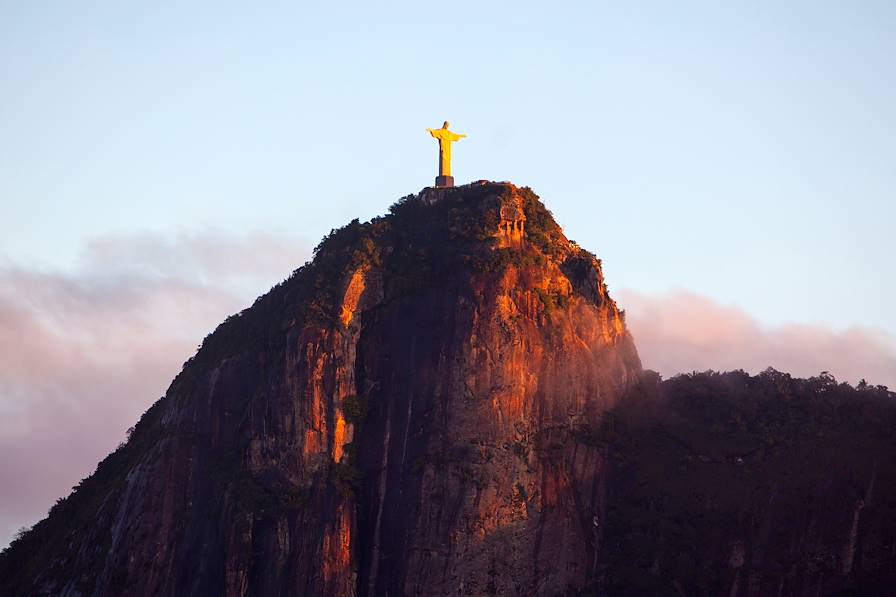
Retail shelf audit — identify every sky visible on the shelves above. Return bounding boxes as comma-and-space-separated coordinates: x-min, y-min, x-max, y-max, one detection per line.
1, 1, 894, 546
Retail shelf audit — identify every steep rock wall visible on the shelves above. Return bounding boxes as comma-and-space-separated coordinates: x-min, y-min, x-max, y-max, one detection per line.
1, 182, 640, 597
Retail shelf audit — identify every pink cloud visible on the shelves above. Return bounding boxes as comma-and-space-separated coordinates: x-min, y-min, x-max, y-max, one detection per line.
3, 249, 893, 550
0, 231, 307, 548
619, 289, 896, 389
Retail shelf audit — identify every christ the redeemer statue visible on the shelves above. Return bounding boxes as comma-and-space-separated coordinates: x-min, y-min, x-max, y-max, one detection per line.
427, 121, 466, 187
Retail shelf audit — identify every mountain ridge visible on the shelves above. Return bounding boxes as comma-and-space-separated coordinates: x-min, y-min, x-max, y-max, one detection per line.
2, 181, 895, 596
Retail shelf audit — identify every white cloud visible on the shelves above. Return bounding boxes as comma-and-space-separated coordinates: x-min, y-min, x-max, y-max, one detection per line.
3, 246, 893, 550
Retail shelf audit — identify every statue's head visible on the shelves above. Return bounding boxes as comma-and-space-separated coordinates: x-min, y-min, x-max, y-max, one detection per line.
442, 121, 449, 129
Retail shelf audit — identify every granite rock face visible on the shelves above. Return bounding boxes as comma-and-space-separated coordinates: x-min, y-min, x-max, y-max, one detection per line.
0, 182, 641, 596
6, 182, 895, 596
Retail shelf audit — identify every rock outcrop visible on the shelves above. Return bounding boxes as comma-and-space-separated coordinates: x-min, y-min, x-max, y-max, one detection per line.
3, 181, 896, 596
0, 182, 640, 596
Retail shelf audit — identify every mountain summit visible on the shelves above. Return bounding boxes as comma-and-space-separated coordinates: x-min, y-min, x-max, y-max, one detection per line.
3, 182, 896, 596
1, 182, 640, 595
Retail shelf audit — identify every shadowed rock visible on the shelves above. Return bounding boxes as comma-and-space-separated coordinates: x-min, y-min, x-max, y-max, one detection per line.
2, 182, 895, 596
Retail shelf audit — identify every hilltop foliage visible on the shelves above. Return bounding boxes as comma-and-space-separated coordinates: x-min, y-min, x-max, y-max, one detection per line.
596, 369, 896, 595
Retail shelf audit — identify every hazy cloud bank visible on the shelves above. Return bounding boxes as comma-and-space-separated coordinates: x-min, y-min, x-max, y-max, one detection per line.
0, 231, 308, 548
2, 239, 894, 549
619, 289, 896, 389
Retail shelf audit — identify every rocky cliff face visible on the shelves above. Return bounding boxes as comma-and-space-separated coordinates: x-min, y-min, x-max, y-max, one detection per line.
0, 182, 641, 596
4, 181, 896, 597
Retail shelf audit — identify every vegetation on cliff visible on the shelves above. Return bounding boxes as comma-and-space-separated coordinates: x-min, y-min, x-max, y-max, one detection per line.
597, 369, 896, 595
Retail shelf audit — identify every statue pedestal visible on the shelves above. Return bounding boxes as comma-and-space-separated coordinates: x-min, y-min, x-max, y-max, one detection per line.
435, 175, 454, 188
